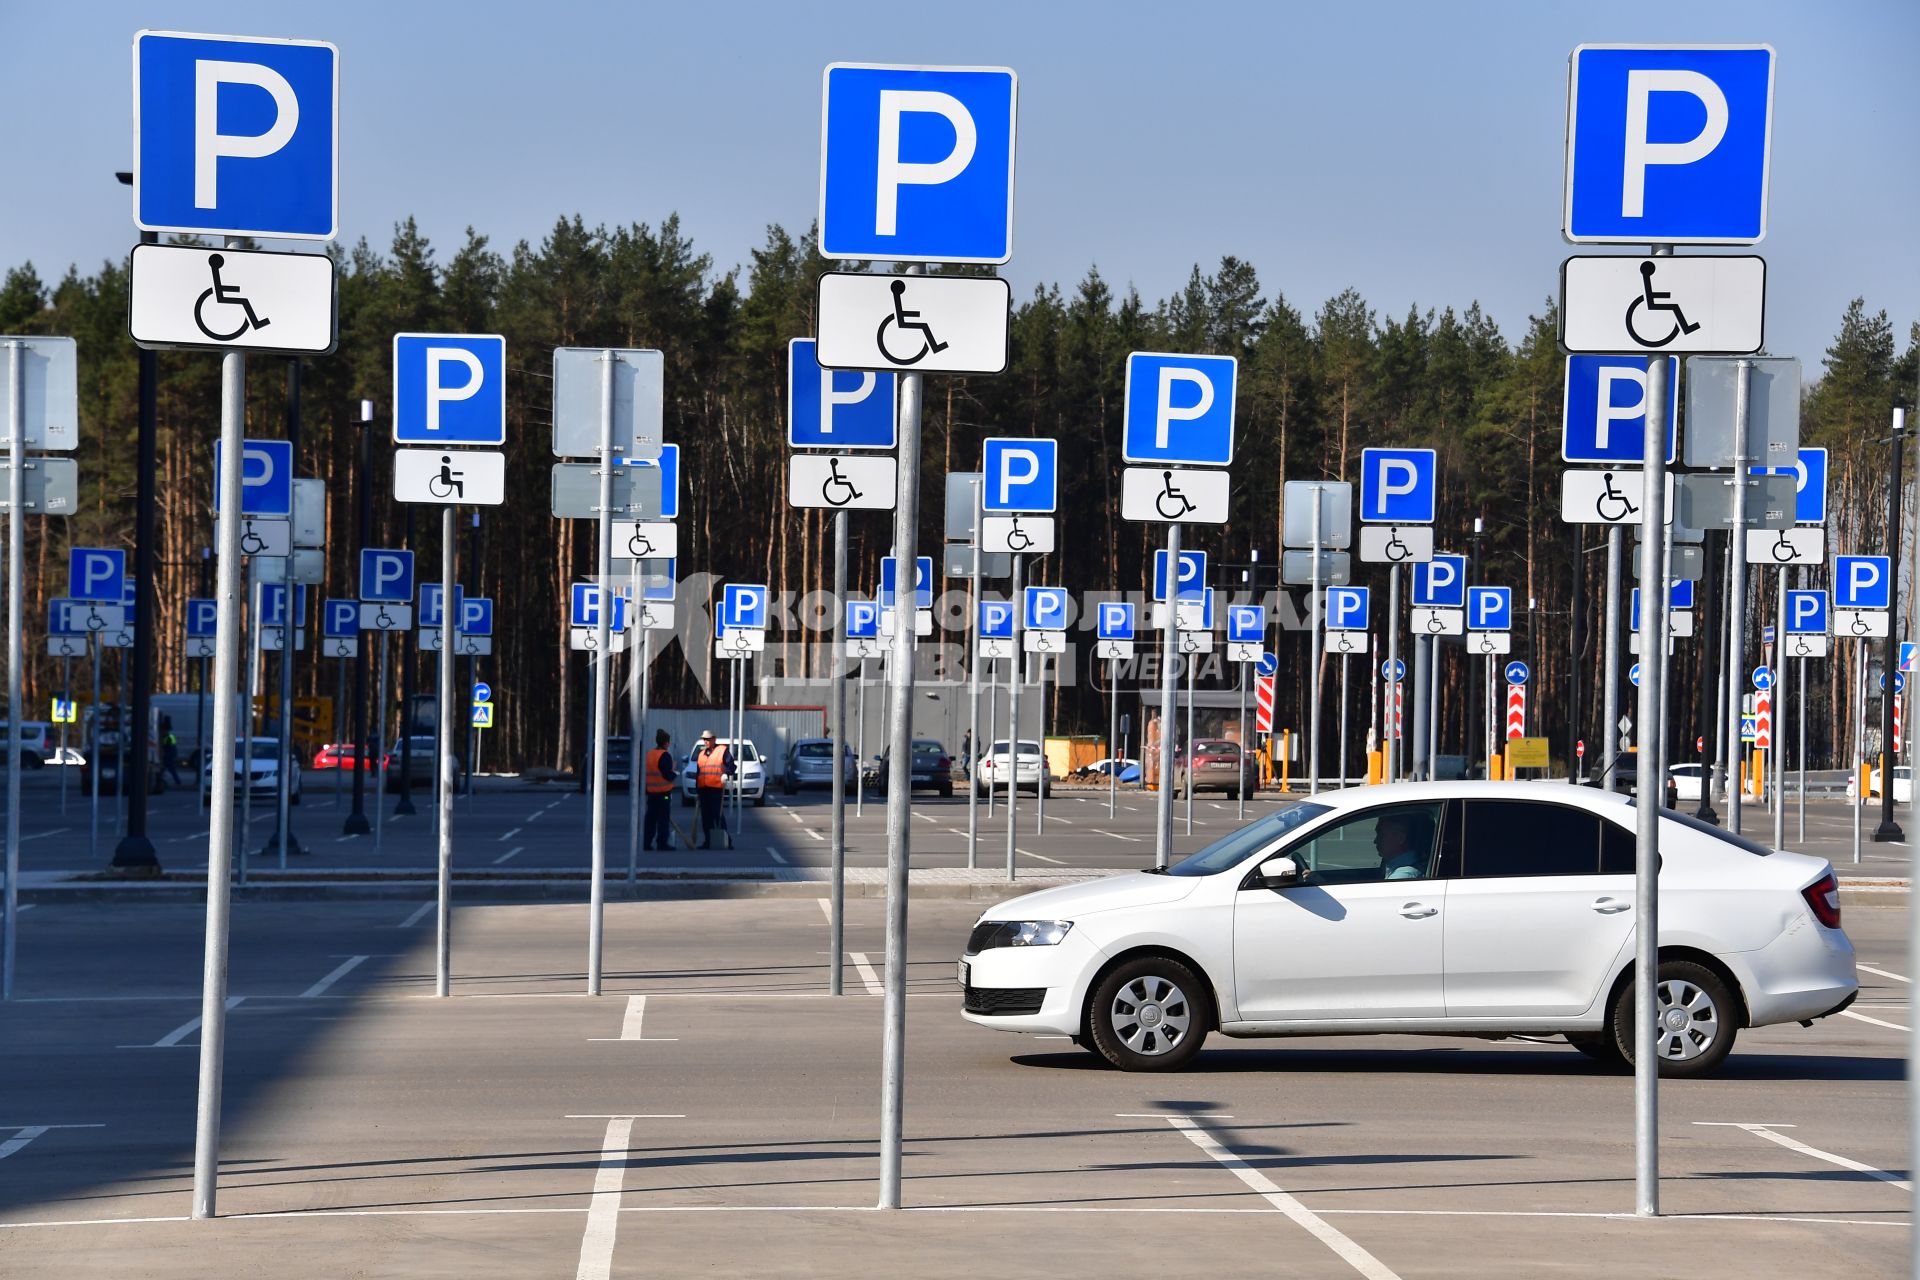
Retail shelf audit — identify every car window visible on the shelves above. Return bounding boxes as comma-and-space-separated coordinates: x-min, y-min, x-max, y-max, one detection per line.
1462, 800, 1609, 877
1288, 802, 1444, 884
796, 743, 831, 759
1194, 740, 1237, 754
1168, 802, 1330, 877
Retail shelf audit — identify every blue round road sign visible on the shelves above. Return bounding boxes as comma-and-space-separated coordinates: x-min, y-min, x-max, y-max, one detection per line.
1504, 661, 1529, 686
1881, 672, 1906, 694
1628, 663, 1641, 688
1752, 665, 1773, 691
473, 681, 492, 703
1255, 653, 1279, 678
1380, 659, 1406, 682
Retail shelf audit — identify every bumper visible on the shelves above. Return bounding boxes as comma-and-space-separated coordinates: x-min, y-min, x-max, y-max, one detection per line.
957, 928, 1105, 1037
1723, 914, 1859, 1028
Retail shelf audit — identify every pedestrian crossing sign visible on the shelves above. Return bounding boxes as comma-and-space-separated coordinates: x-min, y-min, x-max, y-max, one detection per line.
472, 701, 494, 729
50, 698, 77, 724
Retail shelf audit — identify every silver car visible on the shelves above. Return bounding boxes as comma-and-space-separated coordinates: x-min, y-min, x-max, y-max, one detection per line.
783, 738, 857, 793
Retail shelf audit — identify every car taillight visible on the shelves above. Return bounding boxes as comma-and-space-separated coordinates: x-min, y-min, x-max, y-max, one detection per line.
1801, 872, 1841, 929
937, 756, 951, 769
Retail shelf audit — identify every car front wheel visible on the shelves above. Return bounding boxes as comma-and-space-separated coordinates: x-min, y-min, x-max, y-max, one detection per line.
1607, 959, 1738, 1077
1087, 956, 1209, 1072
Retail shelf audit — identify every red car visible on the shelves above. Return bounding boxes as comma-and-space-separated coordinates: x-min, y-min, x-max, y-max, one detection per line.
311, 743, 389, 773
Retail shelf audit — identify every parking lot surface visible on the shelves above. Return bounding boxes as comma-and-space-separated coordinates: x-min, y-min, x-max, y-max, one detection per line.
0, 884, 1910, 1277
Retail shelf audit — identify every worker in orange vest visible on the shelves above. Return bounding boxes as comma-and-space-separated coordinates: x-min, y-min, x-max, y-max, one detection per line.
642, 728, 677, 852
694, 728, 735, 849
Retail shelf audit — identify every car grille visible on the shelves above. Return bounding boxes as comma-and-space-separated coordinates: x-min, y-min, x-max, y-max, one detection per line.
964, 986, 1046, 1016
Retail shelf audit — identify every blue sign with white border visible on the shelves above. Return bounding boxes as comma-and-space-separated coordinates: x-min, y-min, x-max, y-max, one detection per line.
1024, 586, 1068, 631
259, 584, 308, 629
1359, 448, 1436, 524
1505, 661, 1530, 686
1562, 355, 1678, 463
359, 548, 414, 602
1151, 549, 1208, 602
1325, 587, 1368, 631
185, 598, 219, 639
420, 584, 464, 630
1564, 44, 1776, 244
393, 334, 507, 446
1122, 353, 1238, 466
212, 438, 295, 515
460, 598, 494, 636
1786, 591, 1827, 635
978, 599, 1014, 639
879, 556, 934, 610
133, 30, 339, 240
981, 437, 1057, 513
1468, 586, 1512, 632
623, 443, 680, 520
1227, 605, 1264, 644
323, 598, 358, 638
847, 599, 880, 639
1751, 446, 1827, 525
819, 63, 1018, 265
68, 548, 126, 603
1381, 658, 1405, 682
1412, 555, 1467, 608
1835, 556, 1892, 610
569, 583, 626, 631
721, 584, 769, 632
787, 339, 896, 449
1097, 602, 1136, 641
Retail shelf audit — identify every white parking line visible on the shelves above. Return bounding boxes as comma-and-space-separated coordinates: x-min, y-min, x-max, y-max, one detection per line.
767, 849, 788, 864
1166, 1116, 1401, 1280
0, 1124, 104, 1162
120, 997, 244, 1049
396, 903, 433, 929
1858, 964, 1910, 984
1016, 847, 1067, 865
1840, 1009, 1910, 1032
816, 898, 832, 923
1696, 1122, 1912, 1190
301, 956, 368, 999
166, 829, 211, 844
1092, 829, 1143, 843
494, 847, 524, 865
19, 827, 70, 843
575, 1116, 634, 1280
498, 826, 522, 842
848, 951, 883, 995
589, 995, 678, 1043
803, 828, 824, 842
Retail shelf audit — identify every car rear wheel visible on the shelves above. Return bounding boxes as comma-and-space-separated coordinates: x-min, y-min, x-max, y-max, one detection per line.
1087, 956, 1209, 1072
1607, 959, 1739, 1078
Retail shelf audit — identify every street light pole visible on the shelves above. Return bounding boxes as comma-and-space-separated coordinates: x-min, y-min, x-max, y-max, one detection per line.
1873, 408, 1906, 842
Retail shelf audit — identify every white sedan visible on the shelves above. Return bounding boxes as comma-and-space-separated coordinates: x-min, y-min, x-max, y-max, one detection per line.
959, 781, 1855, 1078
1846, 766, 1911, 803
679, 739, 767, 807
202, 738, 302, 803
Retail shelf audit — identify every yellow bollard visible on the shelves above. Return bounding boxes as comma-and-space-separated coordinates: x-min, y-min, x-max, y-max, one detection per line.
1366, 750, 1383, 785
1752, 752, 1764, 798
1280, 730, 1291, 792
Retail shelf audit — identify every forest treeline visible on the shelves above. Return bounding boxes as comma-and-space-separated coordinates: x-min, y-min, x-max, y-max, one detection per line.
0, 216, 1914, 772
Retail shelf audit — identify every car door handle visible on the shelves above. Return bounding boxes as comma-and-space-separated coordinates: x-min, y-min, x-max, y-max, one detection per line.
1592, 898, 1631, 914
1399, 904, 1437, 919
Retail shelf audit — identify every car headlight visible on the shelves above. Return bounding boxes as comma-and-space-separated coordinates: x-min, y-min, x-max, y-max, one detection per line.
971, 920, 1073, 950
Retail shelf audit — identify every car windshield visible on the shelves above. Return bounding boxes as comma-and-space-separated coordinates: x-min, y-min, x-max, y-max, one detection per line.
1163, 802, 1332, 877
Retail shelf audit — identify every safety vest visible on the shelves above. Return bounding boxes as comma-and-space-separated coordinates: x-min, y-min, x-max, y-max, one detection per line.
644, 748, 674, 794
696, 745, 728, 789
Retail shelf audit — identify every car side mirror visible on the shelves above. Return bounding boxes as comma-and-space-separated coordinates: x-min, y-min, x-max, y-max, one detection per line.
1257, 855, 1301, 887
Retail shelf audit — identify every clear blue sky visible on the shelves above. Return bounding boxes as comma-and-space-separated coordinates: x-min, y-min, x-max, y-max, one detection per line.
3, 1, 1913, 374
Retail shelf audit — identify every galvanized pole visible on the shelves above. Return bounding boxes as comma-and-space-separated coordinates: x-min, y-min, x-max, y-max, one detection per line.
1716, 539, 1733, 810
1309, 485, 1324, 794
1725, 359, 1752, 834
1854, 645, 1865, 866
1183, 646, 1195, 834
829, 508, 848, 995
435, 506, 456, 997
1110, 657, 1120, 819
1154, 523, 1180, 867
192, 277, 247, 1220
627, 561, 642, 883
1, 343, 21, 999
242, 583, 259, 878
1633, 271, 1673, 1220
983, 655, 996, 817
1338, 653, 1350, 789
855, 657, 866, 819
1655, 536, 1674, 799
587, 353, 614, 995
1386, 564, 1401, 783
1601, 526, 1622, 791
374, 633, 388, 855
274, 566, 294, 869
1775, 569, 1788, 853
60, 655, 71, 816
1237, 659, 1248, 820
1411, 632, 1430, 781
966, 482, 982, 866
877, 282, 924, 1210
1004, 553, 1023, 881
1035, 648, 1047, 836
90, 643, 102, 858
1875, 408, 1907, 843
1797, 569, 1807, 843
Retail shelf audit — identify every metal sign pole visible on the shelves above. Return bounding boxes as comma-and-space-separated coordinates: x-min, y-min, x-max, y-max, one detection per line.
627, 563, 642, 884
1656, 538, 1675, 797
1797, 627, 1807, 843
115, 649, 126, 838
334, 656, 346, 807
274, 559, 294, 868
435, 506, 456, 997
192, 284, 247, 1221
1111, 657, 1121, 819
1725, 359, 1752, 833
1853, 646, 1865, 866
374, 632, 388, 854
1155, 524, 1180, 868
60, 655, 71, 815
1, 342, 20, 999
1237, 660, 1247, 820
90, 643, 101, 858
1715, 542, 1733, 809
877, 298, 925, 1211
241, 583, 259, 885
1601, 526, 1622, 791
855, 659, 866, 819
984, 656, 996, 817
1633, 263, 1673, 1220
966, 483, 982, 867
830, 507, 848, 995
1427, 635, 1440, 777
1775, 570, 1787, 852
1309, 485, 1324, 795
1411, 633, 1429, 781
1387, 565, 1401, 782
587, 353, 615, 996
1036, 651, 1047, 835
1004, 553, 1023, 881
1183, 653, 1195, 834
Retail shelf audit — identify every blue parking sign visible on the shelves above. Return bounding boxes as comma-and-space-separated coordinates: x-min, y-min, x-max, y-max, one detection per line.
1751, 446, 1827, 525
260, 584, 307, 628
1565, 45, 1775, 244
134, 31, 339, 240
625, 443, 680, 520
1227, 605, 1265, 644
1562, 356, 1678, 463
1359, 448, 1435, 524
1325, 587, 1369, 631
819, 64, 1018, 264
846, 599, 881, 639
185, 598, 219, 638
1412, 555, 1467, 608
1024, 587, 1068, 631
420, 584, 464, 629
393, 334, 507, 445
1122, 353, 1237, 466
1835, 556, 1892, 610
1151, 549, 1207, 602
982, 438, 1057, 513
212, 438, 295, 515
1786, 591, 1827, 635
977, 599, 1013, 639
879, 556, 934, 610
788, 339, 896, 449
1468, 586, 1512, 632
570, 583, 626, 631
68, 548, 127, 603
323, 599, 358, 638
1097, 602, 1136, 641
359, 548, 414, 602
721, 584, 769, 632
460, 598, 494, 636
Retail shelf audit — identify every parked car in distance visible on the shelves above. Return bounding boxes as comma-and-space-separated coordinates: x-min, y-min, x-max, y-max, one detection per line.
680, 738, 767, 806
783, 738, 857, 793
203, 737, 302, 803
1174, 739, 1257, 798
1582, 756, 1679, 809
1847, 765, 1912, 803
386, 735, 463, 791
0, 721, 54, 769
1669, 762, 1705, 802
1073, 757, 1141, 783
867, 740, 956, 797
974, 740, 1049, 797
959, 781, 1856, 1077
311, 743, 388, 773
